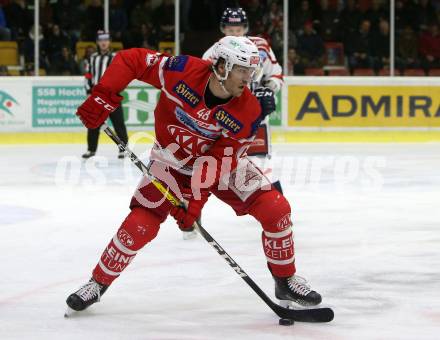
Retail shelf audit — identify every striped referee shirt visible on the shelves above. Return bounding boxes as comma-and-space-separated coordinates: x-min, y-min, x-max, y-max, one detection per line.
84, 50, 116, 93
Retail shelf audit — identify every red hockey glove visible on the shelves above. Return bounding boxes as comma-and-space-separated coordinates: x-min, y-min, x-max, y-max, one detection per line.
76, 84, 123, 129
169, 188, 210, 230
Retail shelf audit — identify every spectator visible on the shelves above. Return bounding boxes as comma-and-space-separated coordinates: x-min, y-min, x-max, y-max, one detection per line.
0, 4, 11, 40
269, 19, 284, 63
45, 24, 70, 66
109, 0, 127, 41
338, 0, 362, 41
287, 47, 305, 75
154, 0, 175, 42
39, 0, 54, 31
263, 1, 283, 31
130, 0, 154, 30
395, 0, 416, 32
244, 0, 267, 30
139, 23, 158, 49
363, 0, 389, 34
315, 0, 339, 41
346, 19, 374, 75
337, 0, 362, 45
396, 25, 419, 74
51, 46, 79, 75
78, 45, 96, 74
414, 0, 437, 32
4, 0, 32, 38
251, 19, 272, 44
22, 25, 48, 71
84, 0, 104, 40
297, 21, 325, 68
53, 0, 83, 40
419, 22, 440, 75
292, 0, 314, 31
372, 18, 390, 74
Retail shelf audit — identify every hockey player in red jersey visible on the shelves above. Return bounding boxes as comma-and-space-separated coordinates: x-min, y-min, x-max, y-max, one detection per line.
179, 7, 284, 240
65, 36, 322, 315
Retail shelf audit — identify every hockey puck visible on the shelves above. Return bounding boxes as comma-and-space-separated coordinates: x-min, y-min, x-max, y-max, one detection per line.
279, 318, 294, 326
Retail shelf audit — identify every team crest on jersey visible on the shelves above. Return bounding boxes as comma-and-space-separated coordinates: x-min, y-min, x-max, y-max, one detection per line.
164, 55, 188, 72
145, 53, 160, 67
167, 124, 213, 156
214, 108, 243, 133
173, 81, 201, 107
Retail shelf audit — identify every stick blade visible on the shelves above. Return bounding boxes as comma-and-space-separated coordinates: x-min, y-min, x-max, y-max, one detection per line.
275, 305, 334, 323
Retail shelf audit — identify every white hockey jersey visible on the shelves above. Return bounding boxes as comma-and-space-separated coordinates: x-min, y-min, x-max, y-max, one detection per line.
202, 36, 283, 93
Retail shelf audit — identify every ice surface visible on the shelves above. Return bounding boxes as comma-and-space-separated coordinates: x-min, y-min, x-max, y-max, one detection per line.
1, 143, 440, 340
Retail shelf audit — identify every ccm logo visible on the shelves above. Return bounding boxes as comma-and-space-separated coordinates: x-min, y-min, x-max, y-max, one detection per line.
255, 90, 272, 98
94, 96, 115, 111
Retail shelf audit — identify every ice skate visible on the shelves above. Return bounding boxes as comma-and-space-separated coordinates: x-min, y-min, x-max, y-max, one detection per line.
274, 275, 322, 308
64, 278, 108, 317
82, 151, 96, 159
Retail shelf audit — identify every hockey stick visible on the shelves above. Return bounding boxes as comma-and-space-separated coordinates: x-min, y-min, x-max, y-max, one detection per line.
103, 124, 334, 323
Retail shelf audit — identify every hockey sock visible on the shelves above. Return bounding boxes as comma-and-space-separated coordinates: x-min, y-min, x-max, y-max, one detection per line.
249, 190, 295, 277
92, 207, 162, 285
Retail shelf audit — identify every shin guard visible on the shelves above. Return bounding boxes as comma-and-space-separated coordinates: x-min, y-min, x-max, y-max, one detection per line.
92, 207, 162, 285
249, 190, 296, 277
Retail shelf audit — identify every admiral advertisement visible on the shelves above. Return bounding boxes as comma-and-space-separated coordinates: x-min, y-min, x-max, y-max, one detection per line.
286, 79, 440, 128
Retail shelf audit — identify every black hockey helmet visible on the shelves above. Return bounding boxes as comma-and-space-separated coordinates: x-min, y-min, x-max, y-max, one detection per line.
220, 7, 249, 34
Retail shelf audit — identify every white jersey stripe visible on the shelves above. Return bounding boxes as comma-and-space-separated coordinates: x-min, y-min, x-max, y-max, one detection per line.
158, 57, 184, 107
263, 227, 292, 239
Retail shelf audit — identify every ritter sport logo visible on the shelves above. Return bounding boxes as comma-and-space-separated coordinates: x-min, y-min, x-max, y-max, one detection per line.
0, 90, 19, 117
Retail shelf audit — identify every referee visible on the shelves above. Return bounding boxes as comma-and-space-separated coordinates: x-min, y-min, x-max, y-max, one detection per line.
82, 30, 128, 159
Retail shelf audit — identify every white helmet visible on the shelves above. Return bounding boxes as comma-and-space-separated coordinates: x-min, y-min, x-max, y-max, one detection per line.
211, 36, 260, 82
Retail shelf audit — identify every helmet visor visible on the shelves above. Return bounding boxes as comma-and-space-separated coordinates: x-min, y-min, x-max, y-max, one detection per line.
230, 65, 257, 82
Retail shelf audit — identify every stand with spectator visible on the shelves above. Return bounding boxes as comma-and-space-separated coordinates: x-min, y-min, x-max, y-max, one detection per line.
0, 4, 11, 40
372, 19, 390, 75
297, 21, 325, 68
52, 46, 79, 75
346, 19, 374, 75
419, 22, 440, 75
396, 25, 419, 75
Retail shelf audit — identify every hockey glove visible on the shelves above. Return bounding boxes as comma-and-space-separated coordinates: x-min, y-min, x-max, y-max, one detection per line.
254, 87, 276, 119
170, 188, 209, 230
76, 84, 123, 129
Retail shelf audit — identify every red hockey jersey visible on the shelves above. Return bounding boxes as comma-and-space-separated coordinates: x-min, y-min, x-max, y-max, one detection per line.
98, 48, 262, 182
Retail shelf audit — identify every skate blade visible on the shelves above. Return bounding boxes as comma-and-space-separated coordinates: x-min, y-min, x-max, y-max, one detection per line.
279, 299, 319, 310
64, 306, 76, 318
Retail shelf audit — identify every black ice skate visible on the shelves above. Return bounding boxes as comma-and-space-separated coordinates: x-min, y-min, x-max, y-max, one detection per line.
64, 278, 108, 317
82, 151, 96, 159
274, 275, 322, 308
